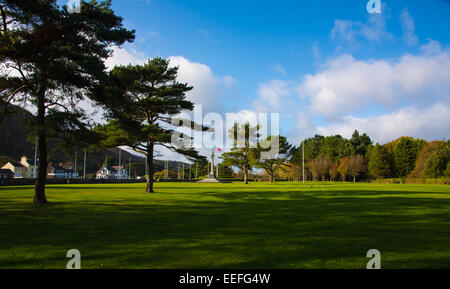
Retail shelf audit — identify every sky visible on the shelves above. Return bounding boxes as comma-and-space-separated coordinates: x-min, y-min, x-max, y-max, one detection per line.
66, 0, 450, 160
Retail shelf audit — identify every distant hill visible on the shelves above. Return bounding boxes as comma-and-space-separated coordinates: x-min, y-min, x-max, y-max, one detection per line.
0, 104, 191, 177
0, 104, 35, 161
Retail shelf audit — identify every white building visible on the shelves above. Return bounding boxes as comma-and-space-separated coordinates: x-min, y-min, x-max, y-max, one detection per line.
96, 165, 128, 179
1, 156, 36, 178
20, 156, 37, 178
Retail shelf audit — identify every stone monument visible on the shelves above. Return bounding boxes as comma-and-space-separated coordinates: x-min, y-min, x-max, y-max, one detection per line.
198, 148, 222, 183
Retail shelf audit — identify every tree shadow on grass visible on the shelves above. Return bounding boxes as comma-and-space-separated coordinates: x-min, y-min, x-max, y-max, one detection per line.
0, 186, 449, 268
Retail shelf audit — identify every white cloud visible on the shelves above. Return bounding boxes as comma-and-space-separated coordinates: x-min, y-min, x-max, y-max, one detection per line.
420, 40, 442, 55
253, 80, 293, 113
289, 113, 318, 145
223, 75, 236, 87
331, 13, 393, 47
400, 9, 419, 46
311, 43, 321, 60
168, 56, 225, 113
272, 64, 287, 75
105, 46, 147, 70
298, 43, 450, 120
317, 103, 450, 143
106, 52, 229, 114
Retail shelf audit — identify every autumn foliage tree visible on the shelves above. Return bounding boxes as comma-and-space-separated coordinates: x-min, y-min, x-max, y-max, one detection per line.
424, 141, 449, 178
338, 157, 349, 182
348, 154, 366, 182
409, 141, 445, 178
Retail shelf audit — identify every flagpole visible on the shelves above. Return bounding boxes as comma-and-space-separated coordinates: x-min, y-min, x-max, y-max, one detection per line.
165, 160, 168, 179
129, 157, 131, 179
83, 148, 87, 179
302, 140, 305, 184
33, 138, 38, 179
74, 151, 77, 179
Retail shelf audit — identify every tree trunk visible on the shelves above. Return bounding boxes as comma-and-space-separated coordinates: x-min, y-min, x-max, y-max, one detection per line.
353, 176, 356, 183
244, 165, 248, 185
34, 87, 48, 204
270, 172, 274, 183
146, 142, 155, 193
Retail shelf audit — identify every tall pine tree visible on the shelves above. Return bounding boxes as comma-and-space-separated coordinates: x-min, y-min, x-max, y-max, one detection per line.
0, 0, 134, 203
367, 143, 392, 179
98, 58, 205, 193
221, 123, 260, 184
251, 135, 292, 183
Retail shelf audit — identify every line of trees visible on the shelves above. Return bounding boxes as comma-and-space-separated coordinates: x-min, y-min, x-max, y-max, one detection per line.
287, 132, 449, 182
0, 1, 448, 204
221, 123, 294, 184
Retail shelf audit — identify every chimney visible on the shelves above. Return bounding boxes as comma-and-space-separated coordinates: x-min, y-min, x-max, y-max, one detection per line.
20, 156, 29, 167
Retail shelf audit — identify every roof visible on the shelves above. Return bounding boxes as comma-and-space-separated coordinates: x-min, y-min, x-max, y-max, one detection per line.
0, 169, 14, 175
47, 164, 75, 174
97, 165, 126, 174
47, 164, 65, 171
97, 165, 117, 174
7, 161, 25, 168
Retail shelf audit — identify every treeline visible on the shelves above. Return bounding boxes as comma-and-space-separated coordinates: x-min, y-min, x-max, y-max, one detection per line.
286, 131, 449, 182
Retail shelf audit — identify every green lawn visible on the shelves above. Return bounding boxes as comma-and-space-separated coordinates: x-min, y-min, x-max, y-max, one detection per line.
0, 182, 449, 269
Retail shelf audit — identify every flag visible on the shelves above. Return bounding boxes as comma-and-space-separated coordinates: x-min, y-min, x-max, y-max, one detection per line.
217, 148, 222, 152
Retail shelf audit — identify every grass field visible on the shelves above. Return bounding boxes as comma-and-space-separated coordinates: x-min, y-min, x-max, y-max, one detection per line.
0, 182, 449, 269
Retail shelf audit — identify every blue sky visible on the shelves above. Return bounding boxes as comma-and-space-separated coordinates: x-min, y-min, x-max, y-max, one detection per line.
65, 0, 450, 155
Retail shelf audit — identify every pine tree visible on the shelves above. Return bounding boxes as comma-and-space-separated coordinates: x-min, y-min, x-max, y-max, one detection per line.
251, 135, 292, 183
367, 143, 392, 179
98, 58, 205, 193
221, 123, 260, 184
393, 137, 426, 177
350, 130, 372, 157
0, 0, 134, 203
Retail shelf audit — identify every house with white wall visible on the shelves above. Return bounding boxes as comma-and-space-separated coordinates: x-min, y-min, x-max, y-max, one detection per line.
20, 156, 36, 178
1, 156, 36, 178
2, 161, 27, 178
96, 165, 128, 179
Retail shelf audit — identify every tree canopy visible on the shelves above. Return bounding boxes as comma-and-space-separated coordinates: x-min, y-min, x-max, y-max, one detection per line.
97, 57, 205, 193
0, 0, 134, 203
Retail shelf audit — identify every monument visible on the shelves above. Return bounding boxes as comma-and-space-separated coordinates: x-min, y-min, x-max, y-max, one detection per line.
198, 148, 222, 183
